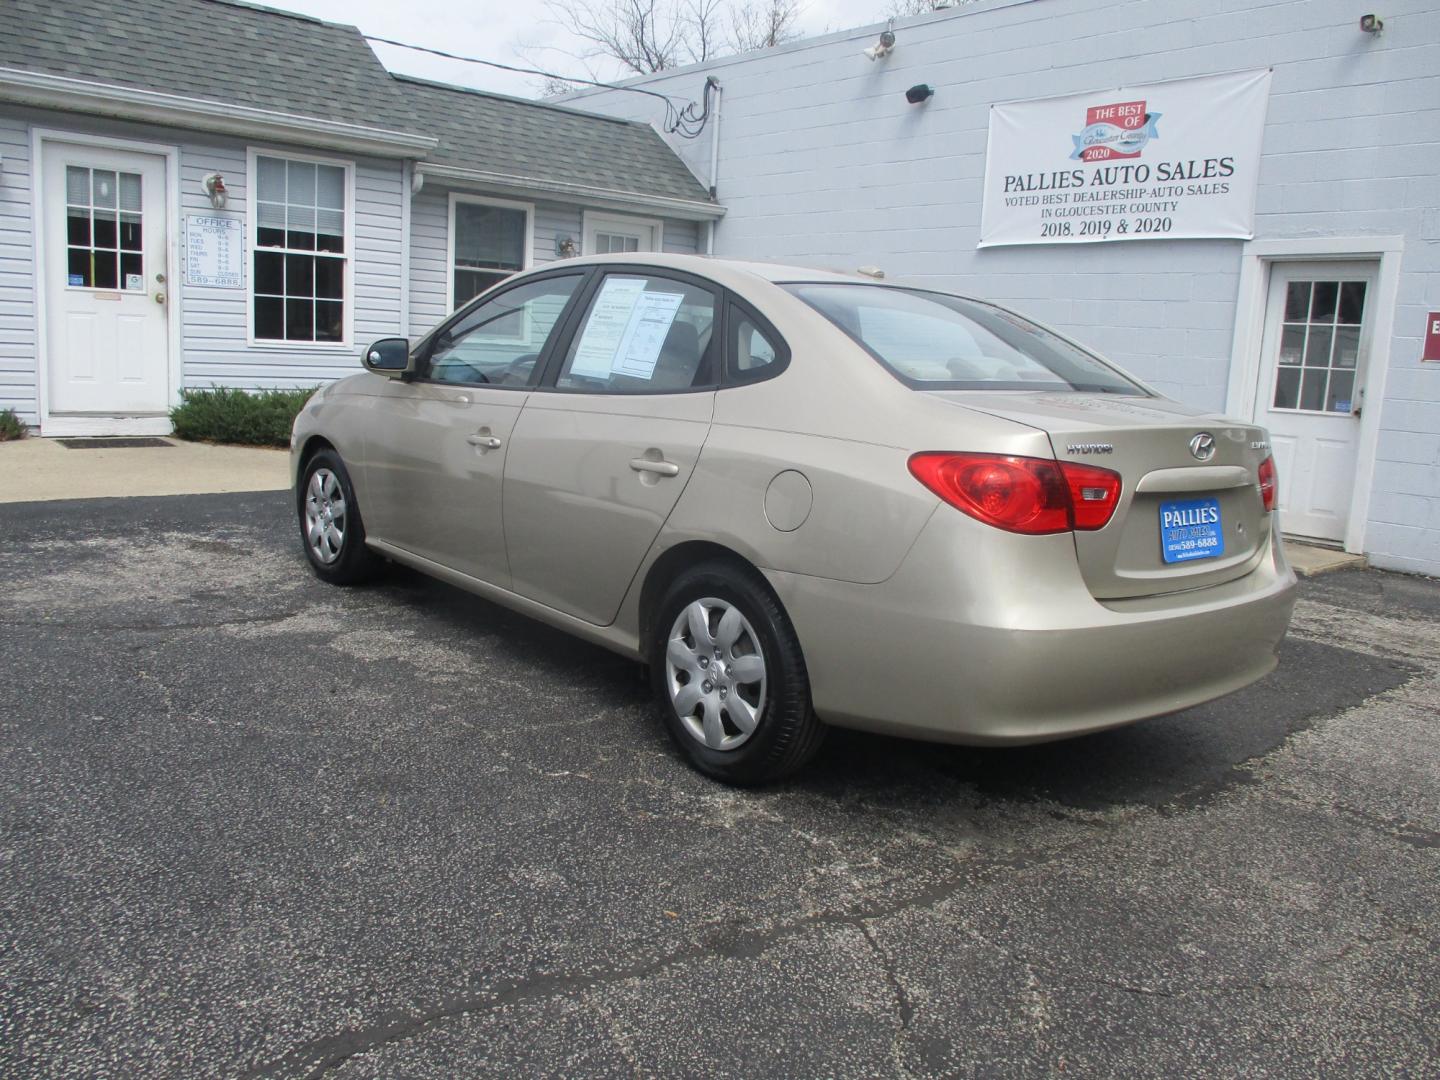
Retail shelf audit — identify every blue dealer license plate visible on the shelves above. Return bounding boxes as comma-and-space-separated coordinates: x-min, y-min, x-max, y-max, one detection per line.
1160, 497, 1225, 564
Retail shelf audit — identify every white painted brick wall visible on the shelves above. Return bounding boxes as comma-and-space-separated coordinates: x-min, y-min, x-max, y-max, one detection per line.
566, 0, 1440, 575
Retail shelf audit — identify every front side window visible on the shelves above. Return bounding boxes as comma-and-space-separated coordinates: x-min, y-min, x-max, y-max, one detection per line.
556, 274, 717, 393
423, 274, 582, 386
785, 284, 1145, 394
453, 201, 529, 310
253, 154, 348, 343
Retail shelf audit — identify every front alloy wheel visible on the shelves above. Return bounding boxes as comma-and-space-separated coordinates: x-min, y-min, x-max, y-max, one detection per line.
304, 467, 347, 564
296, 449, 381, 585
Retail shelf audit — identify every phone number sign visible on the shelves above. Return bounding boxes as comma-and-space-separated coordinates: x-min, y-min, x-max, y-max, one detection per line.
980, 70, 1273, 248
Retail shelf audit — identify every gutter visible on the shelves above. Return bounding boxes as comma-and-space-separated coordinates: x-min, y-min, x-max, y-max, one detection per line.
415, 162, 725, 222
0, 68, 437, 158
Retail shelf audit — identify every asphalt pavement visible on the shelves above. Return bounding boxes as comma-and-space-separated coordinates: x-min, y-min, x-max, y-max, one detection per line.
1, 491, 1436, 1078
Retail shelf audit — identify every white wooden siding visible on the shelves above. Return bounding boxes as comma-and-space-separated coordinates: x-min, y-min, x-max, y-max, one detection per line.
0, 105, 408, 416
408, 186, 701, 338
0, 114, 38, 424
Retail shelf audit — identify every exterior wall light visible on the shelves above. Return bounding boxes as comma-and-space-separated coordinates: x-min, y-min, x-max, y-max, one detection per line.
906, 84, 935, 104
864, 22, 896, 61
1359, 13, 1383, 33
556, 236, 578, 258
202, 172, 228, 209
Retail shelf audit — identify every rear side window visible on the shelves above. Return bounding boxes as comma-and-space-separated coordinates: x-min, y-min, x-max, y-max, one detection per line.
726, 303, 786, 385
556, 274, 717, 393
784, 283, 1145, 394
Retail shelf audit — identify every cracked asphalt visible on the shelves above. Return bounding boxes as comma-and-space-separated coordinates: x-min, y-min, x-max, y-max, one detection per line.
1, 491, 1437, 1078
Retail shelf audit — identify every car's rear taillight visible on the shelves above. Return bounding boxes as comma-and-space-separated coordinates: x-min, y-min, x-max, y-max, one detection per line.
907, 452, 1121, 535
1258, 455, 1277, 512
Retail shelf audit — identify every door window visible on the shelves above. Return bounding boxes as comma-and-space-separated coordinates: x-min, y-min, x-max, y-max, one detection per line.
423, 274, 582, 386
1271, 279, 1367, 414
65, 166, 143, 291
593, 232, 641, 254
556, 274, 717, 392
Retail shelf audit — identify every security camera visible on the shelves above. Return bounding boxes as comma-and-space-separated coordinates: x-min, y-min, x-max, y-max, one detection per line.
864, 29, 896, 61
905, 83, 935, 104
1359, 13, 1383, 32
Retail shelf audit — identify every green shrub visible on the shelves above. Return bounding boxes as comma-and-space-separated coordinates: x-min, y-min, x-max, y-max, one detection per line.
0, 407, 27, 441
170, 386, 318, 448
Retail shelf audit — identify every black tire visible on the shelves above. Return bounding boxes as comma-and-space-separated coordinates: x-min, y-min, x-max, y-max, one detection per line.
650, 560, 825, 785
296, 449, 383, 585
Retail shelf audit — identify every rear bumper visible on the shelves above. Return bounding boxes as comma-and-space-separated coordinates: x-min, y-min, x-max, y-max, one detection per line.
765, 510, 1298, 745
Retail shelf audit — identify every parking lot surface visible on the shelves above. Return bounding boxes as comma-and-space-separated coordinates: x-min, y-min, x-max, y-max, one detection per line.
1, 491, 1436, 1078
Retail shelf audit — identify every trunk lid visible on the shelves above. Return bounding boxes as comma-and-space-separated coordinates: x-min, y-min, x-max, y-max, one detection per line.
927, 391, 1273, 599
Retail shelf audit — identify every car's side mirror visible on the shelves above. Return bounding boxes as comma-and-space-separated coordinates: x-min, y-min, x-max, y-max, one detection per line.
363, 337, 412, 379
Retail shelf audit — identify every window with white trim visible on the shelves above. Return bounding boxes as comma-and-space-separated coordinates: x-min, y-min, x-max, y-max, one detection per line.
452, 200, 529, 309
253, 154, 348, 343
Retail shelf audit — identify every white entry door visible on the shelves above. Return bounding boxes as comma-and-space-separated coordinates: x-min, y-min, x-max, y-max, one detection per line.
42, 142, 170, 419
1253, 261, 1377, 544
584, 213, 661, 256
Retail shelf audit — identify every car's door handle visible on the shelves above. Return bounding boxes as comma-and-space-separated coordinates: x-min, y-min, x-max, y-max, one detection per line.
467, 434, 503, 449
629, 457, 680, 477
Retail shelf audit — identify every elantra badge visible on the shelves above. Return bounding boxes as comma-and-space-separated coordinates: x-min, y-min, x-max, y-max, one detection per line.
1189, 432, 1217, 461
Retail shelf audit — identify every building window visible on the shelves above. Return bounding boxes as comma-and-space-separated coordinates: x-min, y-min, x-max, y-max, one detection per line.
592, 232, 640, 254
451, 197, 530, 310
252, 153, 349, 343
65, 166, 144, 291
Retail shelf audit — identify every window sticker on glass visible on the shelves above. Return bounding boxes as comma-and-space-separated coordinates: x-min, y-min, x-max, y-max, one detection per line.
572, 278, 646, 378
612, 291, 685, 379
571, 277, 687, 381
124, 273, 144, 291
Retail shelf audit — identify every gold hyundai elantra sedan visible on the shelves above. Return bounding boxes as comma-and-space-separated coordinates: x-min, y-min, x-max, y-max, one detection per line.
291, 253, 1297, 784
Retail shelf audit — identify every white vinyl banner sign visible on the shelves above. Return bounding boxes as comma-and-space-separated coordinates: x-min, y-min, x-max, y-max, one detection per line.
979, 69, 1273, 248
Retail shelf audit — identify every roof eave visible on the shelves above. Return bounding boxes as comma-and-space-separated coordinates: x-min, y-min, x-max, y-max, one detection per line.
0, 68, 437, 158
416, 162, 724, 221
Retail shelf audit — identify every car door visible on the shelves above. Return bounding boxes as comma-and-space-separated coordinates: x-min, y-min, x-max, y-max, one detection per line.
360, 271, 587, 587
503, 268, 720, 625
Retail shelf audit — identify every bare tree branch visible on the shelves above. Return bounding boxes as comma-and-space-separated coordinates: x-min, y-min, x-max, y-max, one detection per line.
729, 0, 802, 51
541, 0, 802, 78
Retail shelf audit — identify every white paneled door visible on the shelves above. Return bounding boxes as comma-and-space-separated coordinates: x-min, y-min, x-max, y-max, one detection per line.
42, 142, 170, 417
1253, 261, 1377, 544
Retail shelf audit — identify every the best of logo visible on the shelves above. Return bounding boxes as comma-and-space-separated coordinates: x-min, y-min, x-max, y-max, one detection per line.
1070, 100, 1161, 162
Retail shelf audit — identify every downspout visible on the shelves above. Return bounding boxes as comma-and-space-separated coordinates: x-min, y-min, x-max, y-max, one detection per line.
399, 159, 413, 337
706, 76, 722, 255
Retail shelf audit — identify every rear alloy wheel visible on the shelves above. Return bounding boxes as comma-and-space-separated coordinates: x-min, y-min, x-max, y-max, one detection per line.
652, 562, 825, 785
297, 449, 382, 585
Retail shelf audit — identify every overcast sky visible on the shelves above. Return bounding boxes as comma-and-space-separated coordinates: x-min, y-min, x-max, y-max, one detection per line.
268, 1, 898, 99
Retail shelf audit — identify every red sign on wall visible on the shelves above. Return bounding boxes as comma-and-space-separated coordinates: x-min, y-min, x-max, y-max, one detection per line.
1425, 312, 1440, 362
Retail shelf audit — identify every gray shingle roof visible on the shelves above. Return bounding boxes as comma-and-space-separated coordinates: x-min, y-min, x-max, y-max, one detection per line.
388, 75, 712, 206
0, 0, 411, 130
0, 0, 713, 207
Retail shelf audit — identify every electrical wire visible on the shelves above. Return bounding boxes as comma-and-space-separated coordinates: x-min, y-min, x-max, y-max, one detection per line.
364, 34, 715, 139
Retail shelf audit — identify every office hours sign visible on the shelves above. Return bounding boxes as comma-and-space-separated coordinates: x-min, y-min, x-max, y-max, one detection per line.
979, 69, 1272, 248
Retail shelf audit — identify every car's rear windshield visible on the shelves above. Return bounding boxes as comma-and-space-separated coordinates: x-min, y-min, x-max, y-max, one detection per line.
782, 283, 1146, 394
